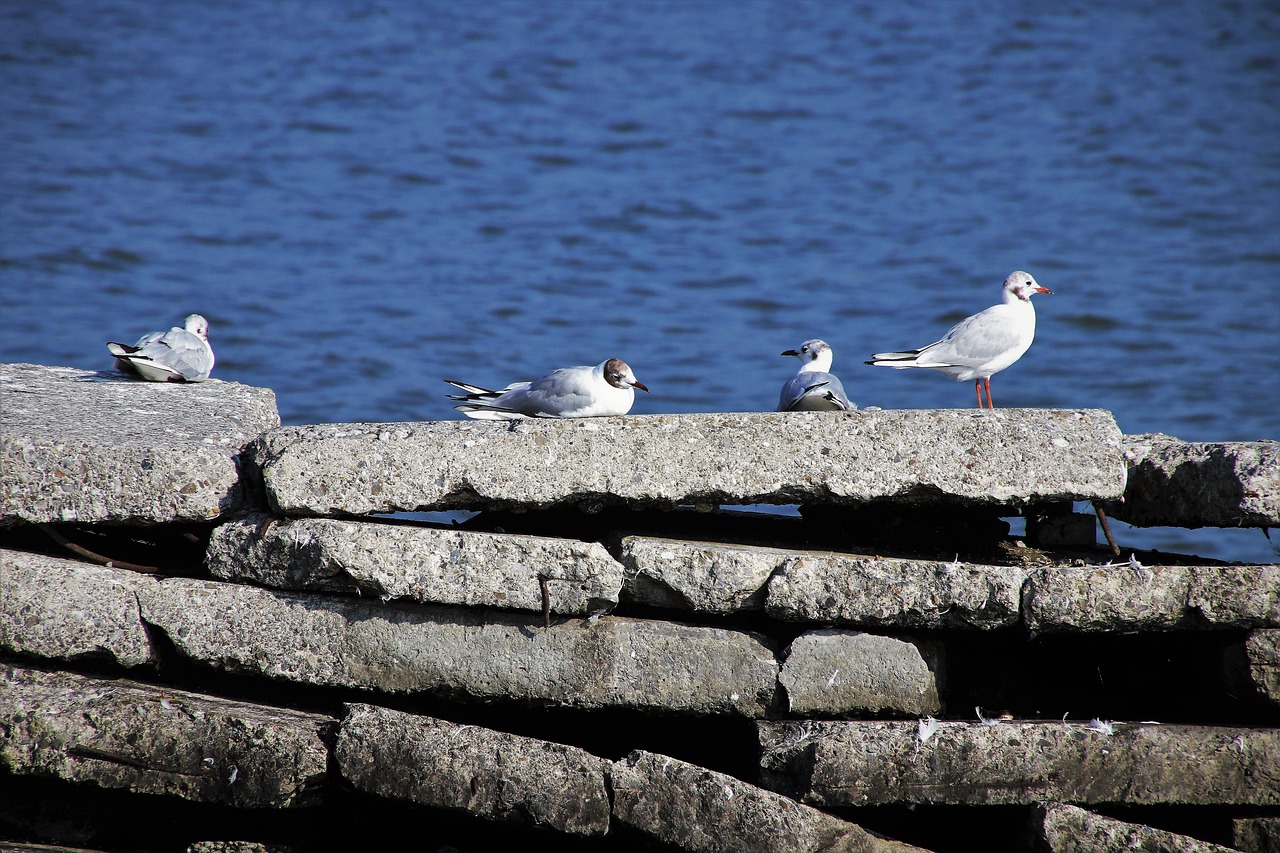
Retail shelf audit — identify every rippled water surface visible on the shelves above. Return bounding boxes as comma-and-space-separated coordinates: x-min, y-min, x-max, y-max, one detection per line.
2, 1, 1277, 562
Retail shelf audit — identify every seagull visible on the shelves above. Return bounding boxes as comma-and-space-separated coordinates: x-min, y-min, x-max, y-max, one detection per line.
865, 271, 1051, 408
778, 339, 855, 411
445, 357, 648, 419
107, 313, 215, 383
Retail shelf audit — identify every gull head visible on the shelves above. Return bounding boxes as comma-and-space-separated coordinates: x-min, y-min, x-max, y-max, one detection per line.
781, 339, 834, 373
603, 358, 648, 392
184, 314, 211, 341
1004, 271, 1052, 303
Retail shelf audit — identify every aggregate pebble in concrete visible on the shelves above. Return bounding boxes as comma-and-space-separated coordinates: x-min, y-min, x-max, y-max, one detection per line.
336, 704, 610, 836
765, 553, 1028, 630
1034, 803, 1238, 853
1025, 565, 1280, 632
1105, 435, 1280, 528
206, 513, 623, 615
0, 549, 155, 667
249, 409, 1126, 516
0, 363, 279, 525
757, 719, 1280, 807
610, 750, 929, 853
0, 665, 330, 808
779, 630, 940, 717
137, 575, 777, 715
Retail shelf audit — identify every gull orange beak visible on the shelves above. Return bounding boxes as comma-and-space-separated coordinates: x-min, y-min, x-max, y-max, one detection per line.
1036, 285, 1052, 294
631, 380, 649, 392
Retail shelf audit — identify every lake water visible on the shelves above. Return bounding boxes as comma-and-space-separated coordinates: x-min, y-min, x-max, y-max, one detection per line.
2, 1, 1277, 563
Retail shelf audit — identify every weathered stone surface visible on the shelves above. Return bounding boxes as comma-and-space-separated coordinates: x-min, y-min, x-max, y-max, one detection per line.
206, 513, 623, 615
757, 719, 1280, 806
187, 845, 291, 853
779, 630, 940, 717
610, 750, 928, 853
0, 665, 330, 807
1105, 435, 1280, 528
1035, 803, 1237, 852
337, 704, 609, 835
137, 575, 777, 715
765, 553, 1027, 630
1025, 565, 1280, 632
1234, 817, 1280, 853
1248, 630, 1280, 706
618, 536, 783, 613
0, 363, 279, 525
0, 843, 110, 852
250, 409, 1126, 516
0, 549, 155, 667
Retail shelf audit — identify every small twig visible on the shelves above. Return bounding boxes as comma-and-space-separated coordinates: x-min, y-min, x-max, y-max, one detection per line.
35, 522, 163, 574
538, 574, 551, 629
1093, 502, 1121, 557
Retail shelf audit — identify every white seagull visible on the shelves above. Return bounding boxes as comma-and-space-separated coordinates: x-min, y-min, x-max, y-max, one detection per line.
866, 271, 1051, 408
107, 313, 215, 383
778, 339, 855, 412
445, 357, 648, 419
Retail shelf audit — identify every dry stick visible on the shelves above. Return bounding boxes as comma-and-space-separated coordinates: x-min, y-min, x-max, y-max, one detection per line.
1092, 502, 1121, 557
35, 522, 163, 574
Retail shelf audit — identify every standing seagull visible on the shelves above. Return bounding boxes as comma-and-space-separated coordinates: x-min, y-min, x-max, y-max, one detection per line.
778, 339, 855, 411
865, 271, 1051, 409
107, 313, 215, 383
445, 358, 648, 419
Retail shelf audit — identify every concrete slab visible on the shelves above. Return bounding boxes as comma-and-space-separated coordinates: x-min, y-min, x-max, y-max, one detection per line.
137, 575, 778, 716
0, 549, 155, 667
757, 719, 1280, 807
1035, 803, 1237, 853
0, 665, 330, 808
611, 750, 929, 853
1, 363, 279, 525
1105, 435, 1280, 528
1025, 565, 1280, 632
336, 704, 610, 836
249, 409, 1126, 516
779, 630, 940, 717
206, 513, 623, 615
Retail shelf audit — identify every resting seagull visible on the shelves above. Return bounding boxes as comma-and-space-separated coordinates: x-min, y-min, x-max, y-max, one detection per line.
778, 339, 854, 412
445, 357, 648, 419
107, 313, 215, 383
866, 271, 1051, 408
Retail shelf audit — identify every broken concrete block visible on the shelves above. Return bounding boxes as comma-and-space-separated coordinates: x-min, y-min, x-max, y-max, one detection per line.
610, 750, 928, 853
1247, 630, 1280, 706
779, 630, 940, 717
0, 665, 330, 807
137, 576, 777, 715
1105, 435, 1280, 528
1233, 816, 1280, 853
206, 513, 623, 615
336, 704, 610, 836
617, 536, 784, 612
1025, 565, 1280, 632
757, 719, 1280, 807
1035, 803, 1238, 852
765, 553, 1027, 630
249, 409, 1126, 517
0, 363, 279, 525
0, 549, 155, 667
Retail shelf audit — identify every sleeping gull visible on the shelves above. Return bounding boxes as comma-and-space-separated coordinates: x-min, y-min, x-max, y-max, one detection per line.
778, 339, 855, 412
107, 313, 215, 383
445, 357, 648, 419
865, 271, 1051, 408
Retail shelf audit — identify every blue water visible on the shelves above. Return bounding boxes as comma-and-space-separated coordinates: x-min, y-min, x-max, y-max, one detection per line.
2, 1, 1277, 562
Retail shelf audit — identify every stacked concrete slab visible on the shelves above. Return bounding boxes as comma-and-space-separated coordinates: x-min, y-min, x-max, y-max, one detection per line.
2, 363, 1278, 853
